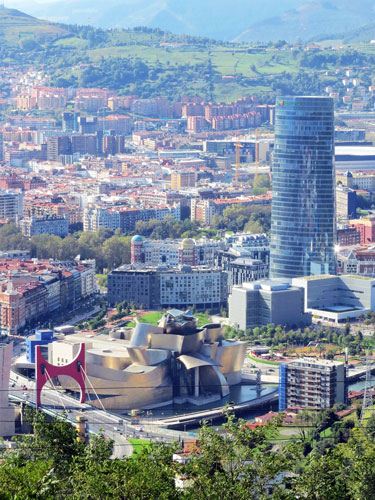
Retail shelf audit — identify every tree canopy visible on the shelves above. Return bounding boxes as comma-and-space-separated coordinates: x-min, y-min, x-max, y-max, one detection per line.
2, 408, 375, 499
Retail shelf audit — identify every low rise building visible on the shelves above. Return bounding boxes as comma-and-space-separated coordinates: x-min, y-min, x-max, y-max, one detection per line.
337, 227, 361, 246
26, 328, 54, 363
349, 217, 375, 244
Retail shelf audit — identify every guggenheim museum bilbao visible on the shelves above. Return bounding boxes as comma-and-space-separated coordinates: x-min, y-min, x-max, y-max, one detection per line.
17, 310, 247, 411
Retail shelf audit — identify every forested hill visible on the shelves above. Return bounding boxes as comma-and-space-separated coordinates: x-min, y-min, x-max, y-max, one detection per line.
2, 8, 375, 104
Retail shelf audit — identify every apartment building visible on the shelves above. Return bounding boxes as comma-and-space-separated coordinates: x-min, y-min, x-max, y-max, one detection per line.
279, 358, 347, 410
171, 171, 196, 189
99, 115, 132, 135
226, 258, 269, 292
336, 227, 361, 246
190, 199, 215, 226
0, 190, 23, 220
336, 186, 357, 219
349, 217, 375, 244
19, 215, 69, 238
131, 236, 224, 267
0, 259, 96, 335
83, 204, 181, 233
108, 265, 227, 310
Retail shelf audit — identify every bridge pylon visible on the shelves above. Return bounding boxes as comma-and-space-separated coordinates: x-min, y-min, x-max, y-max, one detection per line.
35, 343, 86, 408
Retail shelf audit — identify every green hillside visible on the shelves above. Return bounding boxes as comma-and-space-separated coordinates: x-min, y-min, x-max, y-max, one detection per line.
0, 8, 68, 44
1, 9, 375, 103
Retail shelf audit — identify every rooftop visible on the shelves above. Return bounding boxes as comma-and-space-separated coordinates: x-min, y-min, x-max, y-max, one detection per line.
287, 357, 344, 368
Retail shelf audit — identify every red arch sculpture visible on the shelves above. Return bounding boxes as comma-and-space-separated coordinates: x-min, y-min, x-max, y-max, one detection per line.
36, 343, 86, 407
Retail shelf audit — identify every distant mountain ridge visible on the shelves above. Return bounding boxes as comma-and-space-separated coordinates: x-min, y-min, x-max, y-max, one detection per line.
3, 0, 375, 42
233, 1, 375, 42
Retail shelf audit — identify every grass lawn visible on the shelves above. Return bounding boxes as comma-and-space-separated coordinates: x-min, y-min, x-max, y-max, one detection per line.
128, 438, 151, 458
195, 313, 211, 328
124, 321, 136, 328
138, 311, 163, 325
138, 311, 211, 328
247, 354, 280, 366
54, 36, 88, 48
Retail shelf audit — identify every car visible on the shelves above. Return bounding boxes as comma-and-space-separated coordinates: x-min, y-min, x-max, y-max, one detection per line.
113, 427, 120, 432
135, 426, 143, 432
22, 385, 27, 391
10, 382, 15, 387
23, 392, 29, 398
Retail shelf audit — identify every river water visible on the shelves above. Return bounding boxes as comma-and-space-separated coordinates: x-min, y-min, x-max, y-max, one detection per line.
152, 376, 370, 430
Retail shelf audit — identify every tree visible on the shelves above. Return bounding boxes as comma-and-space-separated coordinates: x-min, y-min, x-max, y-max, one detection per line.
180, 415, 294, 499
0, 223, 30, 251
102, 235, 131, 270
295, 448, 350, 499
252, 174, 271, 195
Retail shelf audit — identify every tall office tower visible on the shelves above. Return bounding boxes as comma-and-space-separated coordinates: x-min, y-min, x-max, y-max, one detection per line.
270, 96, 336, 279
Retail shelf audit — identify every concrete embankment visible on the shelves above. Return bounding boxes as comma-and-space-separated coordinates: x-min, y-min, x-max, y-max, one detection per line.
155, 390, 279, 429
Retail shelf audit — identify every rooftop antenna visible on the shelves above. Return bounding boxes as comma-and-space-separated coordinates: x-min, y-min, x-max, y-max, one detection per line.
361, 353, 374, 423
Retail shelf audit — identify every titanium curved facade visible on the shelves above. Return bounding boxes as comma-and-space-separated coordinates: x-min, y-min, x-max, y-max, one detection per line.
42, 312, 247, 411
270, 96, 336, 279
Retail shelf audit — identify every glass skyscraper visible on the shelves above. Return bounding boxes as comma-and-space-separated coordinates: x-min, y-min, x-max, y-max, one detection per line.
270, 96, 336, 279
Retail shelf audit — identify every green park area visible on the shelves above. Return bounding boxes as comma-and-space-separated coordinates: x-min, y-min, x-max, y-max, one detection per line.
138, 311, 211, 328
128, 438, 151, 458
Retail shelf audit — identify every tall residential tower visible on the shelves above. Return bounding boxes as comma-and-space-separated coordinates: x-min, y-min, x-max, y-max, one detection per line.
270, 96, 335, 279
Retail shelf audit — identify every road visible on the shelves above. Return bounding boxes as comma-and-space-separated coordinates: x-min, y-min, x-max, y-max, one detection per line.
9, 370, 178, 457
9, 337, 192, 452
9, 378, 134, 458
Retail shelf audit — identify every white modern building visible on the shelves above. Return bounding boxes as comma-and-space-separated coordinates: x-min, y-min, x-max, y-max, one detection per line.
228, 280, 310, 330
292, 274, 375, 323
